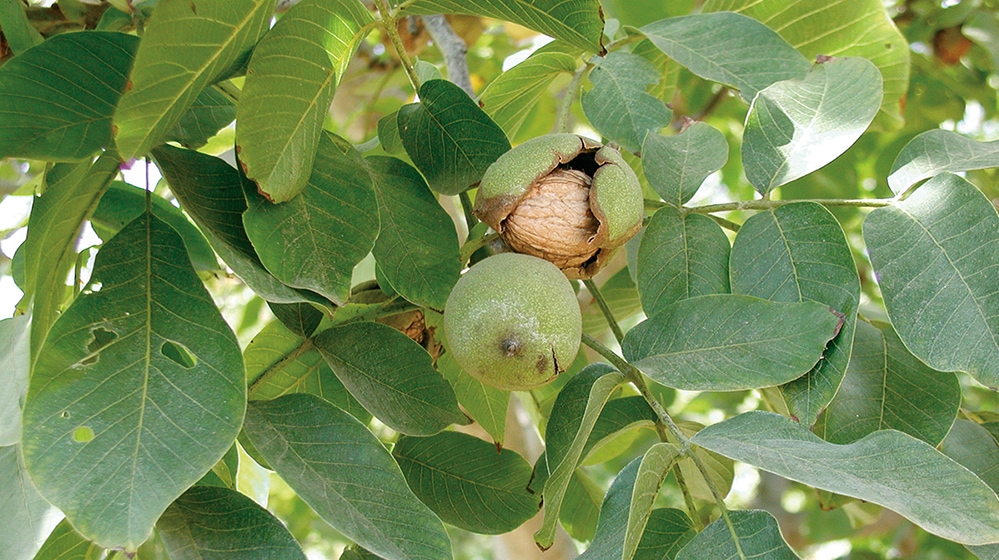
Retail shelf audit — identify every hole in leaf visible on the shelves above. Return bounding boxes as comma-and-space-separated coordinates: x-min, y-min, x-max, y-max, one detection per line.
82, 327, 118, 365
161, 340, 197, 369
73, 426, 94, 443
60, 411, 71, 419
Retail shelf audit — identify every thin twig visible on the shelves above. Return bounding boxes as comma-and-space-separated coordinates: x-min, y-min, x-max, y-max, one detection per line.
374, 0, 420, 91
582, 278, 625, 346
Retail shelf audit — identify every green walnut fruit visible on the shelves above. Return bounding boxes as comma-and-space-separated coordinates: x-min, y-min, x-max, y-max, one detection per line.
443, 253, 582, 391
474, 133, 644, 280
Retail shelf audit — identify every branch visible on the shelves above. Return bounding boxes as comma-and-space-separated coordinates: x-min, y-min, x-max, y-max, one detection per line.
421, 15, 473, 96
645, 197, 896, 214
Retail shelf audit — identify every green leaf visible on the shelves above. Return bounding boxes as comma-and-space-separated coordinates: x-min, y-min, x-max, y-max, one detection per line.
642, 124, 728, 206
888, 129, 999, 194
692, 411, 999, 545
152, 144, 325, 305
640, 12, 810, 102
22, 212, 246, 550
393, 431, 539, 534
243, 394, 452, 560
622, 294, 840, 391
864, 173, 999, 388
114, 0, 276, 159
242, 133, 379, 305
437, 351, 508, 445
585, 396, 658, 463
399, 0, 605, 54
0, 316, 29, 446
636, 207, 730, 319
675, 422, 734, 503
625, 443, 681, 560
33, 519, 103, 560
479, 52, 578, 141
580, 51, 672, 152
729, 202, 860, 425
244, 319, 370, 423
941, 419, 999, 493
163, 84, 236, 149
742, 57, 882, 194
634, 509, 697, 560
367, 156, 461, 311
22, 155, 121, 363
582, 265, 643, 337
0, 446, 62, 560
157, 486, 307, 560
268, 301, 324, 338
560, 471, 603, 542
0, 0, 43, 54
675, 509, 799, 560
314, 321, 467, 436
0, 31, 137, 161
821, 320, 960, 446
537, 364, 626, 549
237, 0, 372, 202
397, 79, 510, 195
92, 182, 218, 271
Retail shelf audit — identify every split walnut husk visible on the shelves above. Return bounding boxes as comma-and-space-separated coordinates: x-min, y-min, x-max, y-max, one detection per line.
474, 133, 644, 279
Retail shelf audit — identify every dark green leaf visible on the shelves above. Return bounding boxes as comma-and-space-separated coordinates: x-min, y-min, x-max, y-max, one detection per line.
0, 445, 62, 560
0, 32, 136, 160
637, 207, 730, 318
92, 182, 218, 271
243, 394, 452, 560
640, 12, 810, 101
634, 509, 697, 560
152, 144, 325, 305
0, 0, 43, 53
479, 52, 578, 141
622, 294, 840, 391
642, 124, 728, 206
22, 212, 246, 550
821, 320, 959, 446
675, 509, 799, 560
729, 202, 860, 425
742, 58, 882, 194
393, 431, 538, 534
367, 156, 460, 311
888, 129, 999, 194
399, 0, 605, 54
581, 51, 672, 152
692, 411, 999, 545
243, 133, 378, 305
237, 0, 372, 202
164, 85, 236, 149
625, 443, 680, 560
158, 486, 307, 560
114, 0, 275, 159
268, 302, 323, 338
314, 321, 467, 436
941, 419, 999, 493
864, 173, 999, 388
0, 316, 29, 446
397, 79, 510, 195
33, 518, 103, 560
437, 351, 508, 445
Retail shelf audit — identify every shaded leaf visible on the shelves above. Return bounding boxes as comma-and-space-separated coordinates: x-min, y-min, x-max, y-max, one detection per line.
642, 124, 728, 206
888, 129, 999, 194
237, 0, 372, 202
92, 182, 218, 271
479, 52, 578, 141
582, 265, 643, 337
33, 518, 103, 560
625, 443, 680, 560
560, 470, 603, 542
676, 421, 734, 503
0, 0, 43, 53
437, 351, 508, 445
0, 446, 62, 560
314, 321, 467, 436
268, 302, 324, 338
821, 320, 959, 446
114, 0, 275, 159
0, 315, 29, 446
729, 202, 860, 425
152, 144, 325, 305
703, 0, 909, 129
243, 133, 379, 305
941, 419, 999, 493
675, 509, 799, 560
367, 156, 460, 311
692, 411, 999, 545
634, 509, 697, 560
22, 212, 246, 550
864, 173, 999, 388
580, 51, 672, 152
164, 84, 236, 149
398, 79, 510, 195
637, 207, 730, 319
640, 12, 810, 102
158, 486, 307, 560
399, 0, 605, 54
0, 31, 136, 160
394, 431, 538, 534
742, 57, 882, 194
622, 294, 840, 391
243, 394, 452, 560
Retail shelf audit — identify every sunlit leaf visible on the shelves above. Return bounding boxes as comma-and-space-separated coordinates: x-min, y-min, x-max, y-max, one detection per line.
0, 316, 29, 446
0, 446, 63, 560
581, 51, 672, 152
22, 212, 245, 550
642, 124, 728, 206
888, 129, 999, 194
33, 518, 103, 560
864, 173, 999, 388
479, 52, 578, 141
